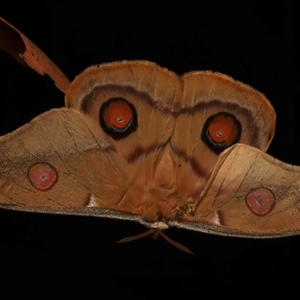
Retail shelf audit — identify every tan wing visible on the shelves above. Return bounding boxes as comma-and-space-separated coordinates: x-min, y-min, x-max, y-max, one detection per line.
0, 109, 125, 214
0, 17, 70, 93
173, 143, 300, 237
0, 107, 169, 222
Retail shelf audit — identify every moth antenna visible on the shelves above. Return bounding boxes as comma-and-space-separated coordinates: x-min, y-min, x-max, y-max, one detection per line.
157, 230, 194, 255
115, 229, 156, 243
116, 229, 194, 255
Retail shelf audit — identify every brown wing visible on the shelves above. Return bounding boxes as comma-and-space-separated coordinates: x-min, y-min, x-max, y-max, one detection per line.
169, 70, 276, 220
64, 61, 182, 221
0, 17, 70, 93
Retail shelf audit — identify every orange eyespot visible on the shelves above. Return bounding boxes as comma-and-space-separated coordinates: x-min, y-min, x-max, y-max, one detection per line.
208, 114, 239, 145
100, 98, 137, 140
28, 162, 58, 191
202, 112, 241, 154
103, 99, 133, 129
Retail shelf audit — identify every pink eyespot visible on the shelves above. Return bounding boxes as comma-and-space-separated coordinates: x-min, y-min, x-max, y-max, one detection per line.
28, 163, 58, 191
246, 188, 275, 216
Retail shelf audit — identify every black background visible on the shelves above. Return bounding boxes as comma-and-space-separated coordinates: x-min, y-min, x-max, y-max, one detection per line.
1, 1, 299, 298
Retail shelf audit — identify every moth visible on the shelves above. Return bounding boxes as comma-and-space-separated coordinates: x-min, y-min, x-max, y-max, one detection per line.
1, 17, 300, 254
